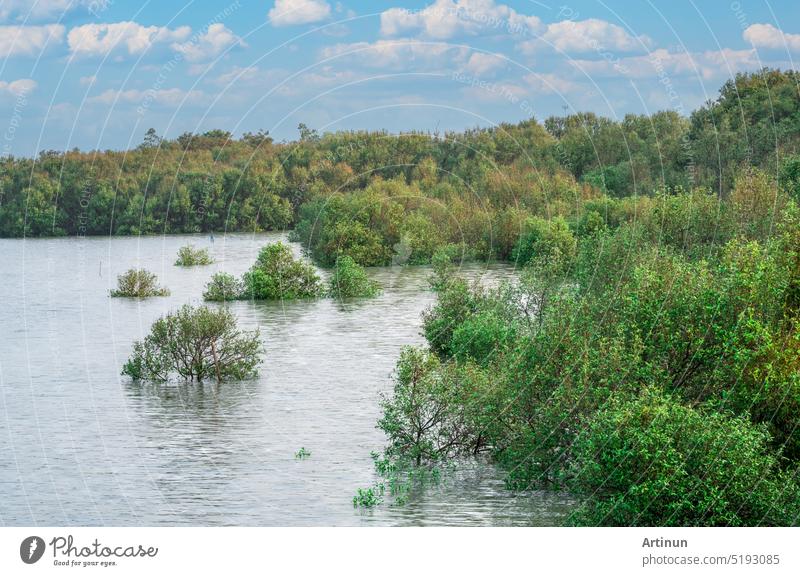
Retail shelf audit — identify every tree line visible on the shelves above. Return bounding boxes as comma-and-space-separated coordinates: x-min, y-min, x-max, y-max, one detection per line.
1, 69, 798, 266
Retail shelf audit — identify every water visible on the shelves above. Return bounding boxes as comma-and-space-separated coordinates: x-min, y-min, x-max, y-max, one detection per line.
0, 233, 573, 526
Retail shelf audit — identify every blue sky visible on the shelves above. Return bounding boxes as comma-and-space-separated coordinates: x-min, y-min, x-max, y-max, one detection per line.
1, 0, 799, 155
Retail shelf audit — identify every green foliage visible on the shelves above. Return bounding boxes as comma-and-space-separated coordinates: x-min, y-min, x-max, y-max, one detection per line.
327, 255, 381, 299
295, 447, 311, 459
569, 390, 800, 526
2, 70, 799, 248
175, 244, 213, 266
372, 199, 800, 524
122, 304, 262, 383
353, 486, 384, 508
378, 347, 489, 467
242, 242, 323, 300
110, 269, 169, 298
422, 276, 482, 357
780, 155, 800, 200
203, 272, 244, 301
511, 216, 577, 274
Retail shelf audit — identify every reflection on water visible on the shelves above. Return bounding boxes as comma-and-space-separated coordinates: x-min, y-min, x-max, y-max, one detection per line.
0, 233, 572, 526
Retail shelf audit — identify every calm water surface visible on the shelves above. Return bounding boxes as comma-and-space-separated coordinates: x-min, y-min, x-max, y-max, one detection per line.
0, 233, 573, 526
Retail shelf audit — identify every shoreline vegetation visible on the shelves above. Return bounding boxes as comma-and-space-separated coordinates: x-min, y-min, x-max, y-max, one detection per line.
28, 68, 800, 525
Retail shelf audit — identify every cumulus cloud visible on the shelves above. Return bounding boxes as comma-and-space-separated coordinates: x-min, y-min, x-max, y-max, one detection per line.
172, 23, 246, 62
0, 24, 64, 57
0, 78, 37, 95
88, 87, 205, 106
744, 23, 800, 52
381, 0, 541, 39
519, 18, 651, 54
465, 52, 506, 75
268, 0, 331, 27
571, 48, 761, 80
321, 39, 469, 70
67, 21, 191, 58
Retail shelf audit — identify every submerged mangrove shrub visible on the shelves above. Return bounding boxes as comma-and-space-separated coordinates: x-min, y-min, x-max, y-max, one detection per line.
203, 272, 244, 301
327, 255, 381, 299
122, 304, 262, 383
379, 347, 490, 466
242, 242, 323, 300
110, 269, 169, 297
175, 244, 213, 266
569, 390, 800, 527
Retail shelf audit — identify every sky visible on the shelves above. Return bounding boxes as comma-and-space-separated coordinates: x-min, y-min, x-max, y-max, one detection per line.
1, 0, 799, 156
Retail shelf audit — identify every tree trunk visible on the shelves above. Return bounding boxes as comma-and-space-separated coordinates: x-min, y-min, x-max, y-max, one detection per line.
210, 339, 223, 384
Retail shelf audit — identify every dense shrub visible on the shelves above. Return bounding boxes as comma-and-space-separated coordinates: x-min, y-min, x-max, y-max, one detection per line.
122, 305, 262, 383
175, 244, 213, 266
110, 269, 169, 297
569, 390, 800, 526
511, 215, 577, 274
242, 242, 323, 300
378, 347, 490, 466
327, 255, 381, 299
422, 276, 482, 357
203, 272, 243, 301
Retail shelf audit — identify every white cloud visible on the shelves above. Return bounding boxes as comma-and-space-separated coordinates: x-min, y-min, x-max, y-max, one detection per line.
321, 40, 469, 70
172, 23, 245, 62
0, 24, 64, 57
0, 78, 37, 95
571, 48, 762, 80
88, 88, 206, 107
381, 0, 542, 39
519, 18, 651, 54
744, 23, 800, 52
268, 0, 331, 27
67, 21, 191, 58
79, 75, 97, 86
465, 52, 506, 75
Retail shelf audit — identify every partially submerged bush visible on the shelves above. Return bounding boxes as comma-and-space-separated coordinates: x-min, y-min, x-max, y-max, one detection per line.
327, 255, 380, 299
122, 304, 262, 383
242, 242, 323, 300
203, 272, 243, 301
378, 347, 490, 467
175, 244, 213, 266
110, 269, 169, 298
